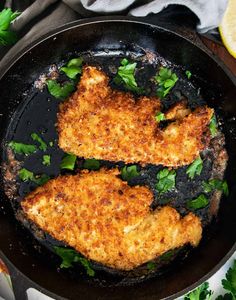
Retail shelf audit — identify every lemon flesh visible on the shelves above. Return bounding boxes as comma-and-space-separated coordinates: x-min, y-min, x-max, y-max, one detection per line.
219, 0, 236, 58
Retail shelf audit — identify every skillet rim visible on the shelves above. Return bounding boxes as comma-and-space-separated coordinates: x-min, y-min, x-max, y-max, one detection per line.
0, 16, 236, 299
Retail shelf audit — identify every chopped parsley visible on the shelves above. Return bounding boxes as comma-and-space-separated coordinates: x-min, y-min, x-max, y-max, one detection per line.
186, 194, 209, 210
160, 250, 175, 261
185, 70, 192, 79
18, 168, 50, 186
155, 112, 165, 122
209, 115, 218, 137
42, 154, 51, 166
147, 262, 156, 270
60, 153, 77, 170
60, 57, 83, 79
49, 141, 53, 147
114, 58, 142, 93
203, 179, 229, 196
154, 67, 178, 99
186, 157, 203, 179
155, 168, 176, 194
184, 282, 213, 300
8, 141, 37, 155
219, 260, 236, 300
83, 158, 100, 170
54, 246, 95, 277
46, 80, 74, 99
31, 133, 47, 151
121, 165, 140, 181
0, 8, 20, 46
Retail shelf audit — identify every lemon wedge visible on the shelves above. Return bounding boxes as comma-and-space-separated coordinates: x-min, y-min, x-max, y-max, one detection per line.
219, 0, 236, 58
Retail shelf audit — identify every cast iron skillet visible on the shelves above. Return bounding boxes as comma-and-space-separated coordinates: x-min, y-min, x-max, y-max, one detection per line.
0, 17, 236, 300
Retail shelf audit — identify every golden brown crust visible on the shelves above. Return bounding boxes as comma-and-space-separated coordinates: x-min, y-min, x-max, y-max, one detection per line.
57, 66, 213, 167
21, 169, 202, 270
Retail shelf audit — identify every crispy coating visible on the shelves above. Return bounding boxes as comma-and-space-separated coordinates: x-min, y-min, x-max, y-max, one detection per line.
57, 66, 213, 167
21, 169, 202, 270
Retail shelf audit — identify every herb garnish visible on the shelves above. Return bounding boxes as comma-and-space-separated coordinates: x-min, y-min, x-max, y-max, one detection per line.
0, 8, 20, 46
186, 157, 203, 179
217, 260, 236, 300
209, 114, 218, 137
18, 168, 50, 186
42, 154, 51, 166
8, 141, 37, 155
31, 133, 47, 151
60, 57, 83, 79
83, 158, 100, 170
186, 194, 209, 210
46, 80, 74, 99
203, 179, 229, 196
154, 67, 178, 99
184, 282, 213, 300
147, 262, 156, 270
155, 112, 166, 122
121, 165, 140, 181
60, 153, 77, 170
54, 246, 95, 277
114, 58, 142, 93
155, 168, 176, 194
185, 70, 192, 79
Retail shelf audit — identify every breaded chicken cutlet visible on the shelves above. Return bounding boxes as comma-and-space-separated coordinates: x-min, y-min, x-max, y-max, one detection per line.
21, 168, 202, 270
57, 66, 213, 167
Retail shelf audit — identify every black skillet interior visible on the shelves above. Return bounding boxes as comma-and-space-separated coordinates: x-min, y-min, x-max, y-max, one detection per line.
1, 19, 236, 300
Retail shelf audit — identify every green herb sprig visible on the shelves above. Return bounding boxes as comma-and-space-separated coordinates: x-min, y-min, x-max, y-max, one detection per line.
203, 179, 229, 196
121, 165, 140, 181
154, 67, 178, 99
186, 157, 203, 180
155, 168, 176, 194
114, 58, 143, 93
186, 194, 209, 210
60, 153, 77, 170
0, 8, 20, 46
60, 57, 83, 79
83, 159, 100, 171
54, 246, 95, 277
18, 168, 50, 186
8, 141, 37, 155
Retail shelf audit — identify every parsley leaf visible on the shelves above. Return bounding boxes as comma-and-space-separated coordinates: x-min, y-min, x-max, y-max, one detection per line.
186, 157, 203, 179
0, 8, 20, 46
184, 282, 213, 300
54, 246, 95, 277
31, 133, 47, 151
83, 158, 100, 170
18, 168, 34, 181
155, 112, 165, 122
221, 260, 236, 299
60, 57, 83, 79
42, 154, 51, 166
18, 168, 50, 186
155, 168, 176, 194
60, 153, 77, 170
203, 179, 229, 196
147, 262, 156, 270
186, 194, 209, 210
8, 141, 37, 155
154, 67, 178, 99
33, 174, 50, 186
114, 58, 143, 93
47, 80, 74, 99
209, 115, 218, 137
121, 165, 140, 181
185, 70, 192, 79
